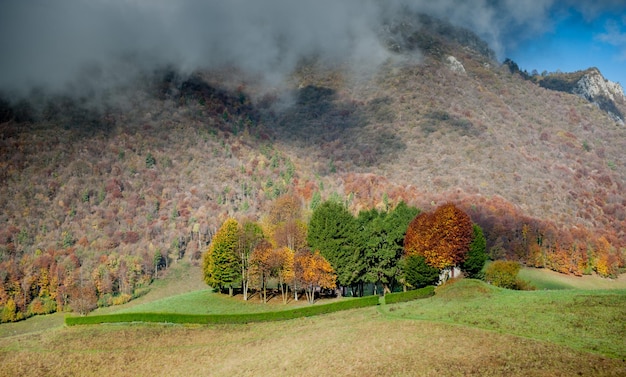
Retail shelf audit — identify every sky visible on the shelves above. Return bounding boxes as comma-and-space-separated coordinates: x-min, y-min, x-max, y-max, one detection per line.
508, 6, 626, 86
0, 0, 625, 97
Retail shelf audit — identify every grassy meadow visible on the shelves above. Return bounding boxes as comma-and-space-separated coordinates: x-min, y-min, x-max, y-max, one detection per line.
1, 265, 625, 376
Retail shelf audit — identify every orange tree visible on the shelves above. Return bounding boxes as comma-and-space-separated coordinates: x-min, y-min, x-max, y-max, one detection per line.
249, 239, 274, 303
404, 203, 473, 277
295, 249, 336, 304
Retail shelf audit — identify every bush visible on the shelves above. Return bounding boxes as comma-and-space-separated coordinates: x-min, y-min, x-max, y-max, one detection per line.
1, 298, 19, 323
402, 255, 440, 288
97, 293, 113, 308
111, 293, 133, 306
145, 153, 156, 168
384, 286, 435, 305
27, 296, 57, 316
485, 260, 520, 289
484, 260, 535, 290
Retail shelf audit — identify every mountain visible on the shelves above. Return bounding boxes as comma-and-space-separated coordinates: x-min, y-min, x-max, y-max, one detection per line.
533, 68, 625, 124
1, 13, 625, 319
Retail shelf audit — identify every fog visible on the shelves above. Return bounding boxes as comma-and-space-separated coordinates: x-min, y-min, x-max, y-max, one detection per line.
0, 0, 623, 98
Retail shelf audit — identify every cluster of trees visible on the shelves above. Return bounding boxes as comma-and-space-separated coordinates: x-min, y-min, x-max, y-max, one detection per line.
0, 247, 158, 322
203, 195, 336, 304
458, 195, 625, 278
203, 195, 488, 302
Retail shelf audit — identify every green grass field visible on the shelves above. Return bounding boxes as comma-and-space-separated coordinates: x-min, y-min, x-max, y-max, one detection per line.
1, 264, 625, 376
519, 266, 626, 290
379, 279, 626, 359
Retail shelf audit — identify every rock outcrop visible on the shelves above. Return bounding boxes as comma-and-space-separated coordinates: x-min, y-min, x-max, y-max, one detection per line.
445, 55, 466, 75
573, 68, 624, 124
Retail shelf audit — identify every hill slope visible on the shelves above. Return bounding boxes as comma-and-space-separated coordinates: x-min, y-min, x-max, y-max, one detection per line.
1, 13, 625, 319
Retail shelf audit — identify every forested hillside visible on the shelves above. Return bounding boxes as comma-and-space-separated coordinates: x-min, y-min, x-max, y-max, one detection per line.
1, 13, 625, 320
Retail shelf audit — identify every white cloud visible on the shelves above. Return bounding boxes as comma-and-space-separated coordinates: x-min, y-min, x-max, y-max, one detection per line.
596, 18, 626, 61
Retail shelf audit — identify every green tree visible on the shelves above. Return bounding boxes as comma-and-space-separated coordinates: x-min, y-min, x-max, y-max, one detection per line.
203, 218, 241, 296
307, 200, 358, 291
460, 224, 488, 279
356, 202, 419, 295
402, 254, 440, 289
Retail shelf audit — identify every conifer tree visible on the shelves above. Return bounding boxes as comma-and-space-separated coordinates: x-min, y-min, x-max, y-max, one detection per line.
203, 218, 241, 296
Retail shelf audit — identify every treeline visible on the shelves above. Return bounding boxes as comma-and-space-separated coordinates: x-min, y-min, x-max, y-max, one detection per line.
0, 246, 159, 322
202, 195, 488, 302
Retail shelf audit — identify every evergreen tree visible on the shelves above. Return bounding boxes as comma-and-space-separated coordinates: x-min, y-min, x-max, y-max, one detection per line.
461, 224, 488, 279
402, 254, 441, 288
203, 218, 241, 296
356, 202, 420, 294
307, 200, 358, 289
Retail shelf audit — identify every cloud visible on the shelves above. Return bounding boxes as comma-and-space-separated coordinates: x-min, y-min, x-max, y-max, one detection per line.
596, 17, 626, 61
0, 0, 391, 96
1, 0, 625, 98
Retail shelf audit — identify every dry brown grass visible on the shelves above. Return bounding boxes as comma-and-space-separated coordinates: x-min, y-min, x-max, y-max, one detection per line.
1, 307, 624, 377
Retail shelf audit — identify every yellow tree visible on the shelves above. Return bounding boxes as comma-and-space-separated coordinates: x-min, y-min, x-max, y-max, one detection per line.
404, 203, 473, 278
264, 194, 307, 251
272, 246, 295, 304
203, 218, 241, 296
250, 239, 274, 303
297, 250, 336, 304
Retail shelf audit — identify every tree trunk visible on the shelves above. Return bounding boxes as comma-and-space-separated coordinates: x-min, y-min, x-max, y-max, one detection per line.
228, 285, 233, 297
383, 283, 391, 295
293, 280, 299, 301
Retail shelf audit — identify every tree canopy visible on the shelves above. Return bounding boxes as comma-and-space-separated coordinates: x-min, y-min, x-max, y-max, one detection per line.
356, 202, 419, 294
203, 218, 241, 295
460, 224, 488, 278
307, 200, 358, 287
404, 203, 473, 272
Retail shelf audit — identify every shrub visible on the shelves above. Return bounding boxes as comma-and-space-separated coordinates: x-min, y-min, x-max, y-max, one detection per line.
145, 153, 156, 168
97, 293, 113, 308
111, 293, 132, 306
26, 296, 57, 316
484, 260, 535, 290
402, 255, 440, 288
66, 295, 380, 326
384, 286, 435, 305
485, 260, 520, 289
1, 298, 19, 323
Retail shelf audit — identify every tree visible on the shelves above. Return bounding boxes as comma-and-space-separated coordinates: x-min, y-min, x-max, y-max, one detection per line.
402, 254, 440, 289
264, 194, 307, 252
203, 218, 240, 296
404, 203, 473, 277
307, 201, 358, 290
249, 239, 273, 303
296, 250, 336, 304
355, 202, 420, 295
273, 246, 294, 304
460, 224, 488, 279
238, 220, 264, 300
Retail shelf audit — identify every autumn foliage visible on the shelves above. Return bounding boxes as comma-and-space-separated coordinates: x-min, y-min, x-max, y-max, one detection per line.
404, 203, 473, 271
295, 249, 337, 304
